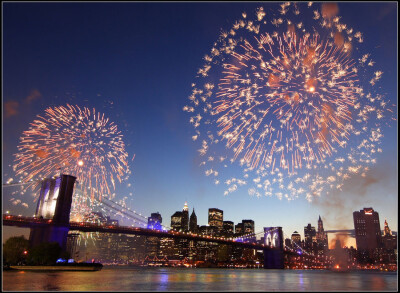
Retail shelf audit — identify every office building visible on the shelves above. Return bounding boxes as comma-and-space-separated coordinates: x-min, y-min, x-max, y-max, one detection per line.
171, 211, 183, 231
304, 223, 316, 253
353, 208, 382, 251
208, 208, 223, 232
148, 212, 162, 230
316, 215, 328, 255
182, 202, 189, 232
223, 221, 234, 237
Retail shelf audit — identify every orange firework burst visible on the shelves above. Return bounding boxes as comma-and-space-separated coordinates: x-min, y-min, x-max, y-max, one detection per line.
14, 104, 130, 202
184, 2, 394, 201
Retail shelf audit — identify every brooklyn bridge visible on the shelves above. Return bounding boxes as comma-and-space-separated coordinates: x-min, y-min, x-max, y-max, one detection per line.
3, 174, 319, 269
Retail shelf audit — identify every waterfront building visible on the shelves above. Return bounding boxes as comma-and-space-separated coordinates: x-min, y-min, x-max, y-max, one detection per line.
208, 208, 223, 233
353, 208, 382, 250
353, 207, 382, 264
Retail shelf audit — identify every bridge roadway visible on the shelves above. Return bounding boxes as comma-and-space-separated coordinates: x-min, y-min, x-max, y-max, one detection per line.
3, 215, 275, 251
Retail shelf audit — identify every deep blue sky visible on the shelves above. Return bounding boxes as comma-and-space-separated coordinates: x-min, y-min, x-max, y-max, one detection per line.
2, 2, 398, 246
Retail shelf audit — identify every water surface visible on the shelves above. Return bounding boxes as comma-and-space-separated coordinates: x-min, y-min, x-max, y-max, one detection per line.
3, 267, 398, 291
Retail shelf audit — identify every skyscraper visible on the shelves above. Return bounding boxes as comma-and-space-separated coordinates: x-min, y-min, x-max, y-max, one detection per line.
242, 219, 255, 234
316, 215, 328, 254
304, 223, 316, 253
182, 201, 189, 232
147, 212, 162, 230
291, 231, 301, 248
189, 208, 198, 233
171, 211, 183, 231
381, 219, 397, 264
223, 221, 234, 237
353, 208, 382, 251
235, 222, 244, 236
208, 208, 223, 232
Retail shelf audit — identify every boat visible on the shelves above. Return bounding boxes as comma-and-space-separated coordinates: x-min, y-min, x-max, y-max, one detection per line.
9, 262, 103, 272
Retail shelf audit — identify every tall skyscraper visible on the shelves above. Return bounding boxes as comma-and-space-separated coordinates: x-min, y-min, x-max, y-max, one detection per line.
304, 223, 316, 253
316, 215, 328, 254
208, 208, 223, 232
182, 201, 189, 232
353, 207, 382, 251
189, 208, 198, 233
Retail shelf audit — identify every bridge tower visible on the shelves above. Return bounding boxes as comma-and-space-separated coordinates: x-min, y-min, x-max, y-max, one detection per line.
29, 174, 77, 251
263, 227, 284, 269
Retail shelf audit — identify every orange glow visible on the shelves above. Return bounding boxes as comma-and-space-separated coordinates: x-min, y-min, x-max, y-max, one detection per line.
78, 160, 84, 166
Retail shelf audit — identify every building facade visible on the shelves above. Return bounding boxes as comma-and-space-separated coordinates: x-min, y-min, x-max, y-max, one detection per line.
208, 208, 223, 233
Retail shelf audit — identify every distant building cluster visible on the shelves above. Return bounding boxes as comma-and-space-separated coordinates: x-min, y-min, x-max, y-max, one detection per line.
68, 204, 396, 270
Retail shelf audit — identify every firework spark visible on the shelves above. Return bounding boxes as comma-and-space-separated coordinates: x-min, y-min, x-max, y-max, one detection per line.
184, 2, 395, 201
14, 104, 130, 202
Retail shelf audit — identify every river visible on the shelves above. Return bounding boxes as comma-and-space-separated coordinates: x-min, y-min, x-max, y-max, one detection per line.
3, 267, 398, 291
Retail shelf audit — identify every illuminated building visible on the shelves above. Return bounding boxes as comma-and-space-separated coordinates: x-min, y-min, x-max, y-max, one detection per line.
146, 212, 162, 258
242, 219, 255, 234
208, 208, 223, 233
353, 208, 382, 251
382, 220, 397, 250
353, 208, 383, 264
304, 224, 316, 253
235, 222, 244, 235
242, 219, 256, 243
189, 208, 198, 233
223, 221, 234, 237
171, 211, 183, 231
147, 212, 162, 230
291, 231, 301, 248
182, 202, 189, 232
381, 219, 397, 264
170, 203, 190, 259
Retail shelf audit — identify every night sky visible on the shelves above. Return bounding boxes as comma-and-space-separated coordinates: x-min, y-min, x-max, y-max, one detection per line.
2, 2, 398, 247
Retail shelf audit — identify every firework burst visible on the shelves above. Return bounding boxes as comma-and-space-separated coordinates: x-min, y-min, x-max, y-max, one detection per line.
14, 104, 130, 202
184, 2, 395, 201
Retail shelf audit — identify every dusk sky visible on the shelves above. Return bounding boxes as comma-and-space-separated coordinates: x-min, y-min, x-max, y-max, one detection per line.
2, 2, 398, 248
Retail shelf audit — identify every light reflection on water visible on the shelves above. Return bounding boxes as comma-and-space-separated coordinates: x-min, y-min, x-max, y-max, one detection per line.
3, 267, 398, 291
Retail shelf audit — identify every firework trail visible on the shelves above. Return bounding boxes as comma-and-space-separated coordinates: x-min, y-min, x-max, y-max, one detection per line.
13, 104, 131, 203
184, 2, 395, 201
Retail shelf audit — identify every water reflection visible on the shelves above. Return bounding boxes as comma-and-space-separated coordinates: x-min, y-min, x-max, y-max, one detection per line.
3, 268, 397, 291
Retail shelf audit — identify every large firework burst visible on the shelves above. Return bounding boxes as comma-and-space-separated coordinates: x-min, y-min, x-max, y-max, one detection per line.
14, 104, 130, 202
184, 2, 395, 201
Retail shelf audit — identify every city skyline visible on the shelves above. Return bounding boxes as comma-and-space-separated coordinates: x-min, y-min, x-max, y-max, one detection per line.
2, 2, 398, 249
